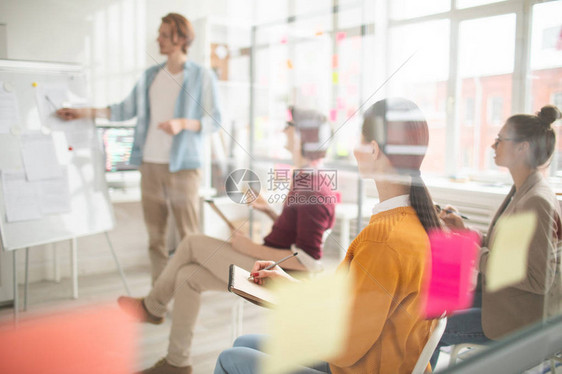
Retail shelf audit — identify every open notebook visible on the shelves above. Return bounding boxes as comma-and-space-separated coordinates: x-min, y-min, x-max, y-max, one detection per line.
228, 264, 276, 308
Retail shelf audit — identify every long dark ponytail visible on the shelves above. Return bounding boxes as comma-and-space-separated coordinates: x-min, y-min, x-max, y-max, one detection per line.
362, 98, 441, 233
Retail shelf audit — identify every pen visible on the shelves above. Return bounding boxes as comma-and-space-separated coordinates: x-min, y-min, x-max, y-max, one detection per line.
435, 204, 469, 220
248, 252, 298, 281
45, 95, 58, 111
444, 209, 469, 220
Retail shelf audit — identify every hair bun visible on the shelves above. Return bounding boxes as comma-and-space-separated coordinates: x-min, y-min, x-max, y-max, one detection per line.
537, 105, 561, 127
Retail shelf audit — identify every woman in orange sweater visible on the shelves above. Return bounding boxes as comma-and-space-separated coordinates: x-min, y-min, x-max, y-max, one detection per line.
214, 98, 441, 374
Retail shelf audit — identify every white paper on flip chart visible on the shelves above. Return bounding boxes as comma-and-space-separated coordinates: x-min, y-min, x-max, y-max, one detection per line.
37, 167, 71, 215
35, 83, 92, 149
0, 81, 21, 134
1, 170, 42, 222
21, 133, 63, 181
34, 83, 71, 129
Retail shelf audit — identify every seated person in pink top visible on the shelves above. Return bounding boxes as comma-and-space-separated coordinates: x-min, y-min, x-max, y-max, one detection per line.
118, 107, 337, 374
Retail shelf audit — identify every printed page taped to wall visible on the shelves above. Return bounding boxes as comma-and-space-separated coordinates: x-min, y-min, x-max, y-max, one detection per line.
1, 168, 71, 223
0, 81, 21, 134
486, 212, 537, 292
1, 170, 42, 222
262, 271, 352, 374
21, 133, 63, 181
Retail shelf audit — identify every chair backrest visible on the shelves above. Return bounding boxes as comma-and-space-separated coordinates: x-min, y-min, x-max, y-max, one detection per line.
322, 228, 333, 245
411, 317, 448, 374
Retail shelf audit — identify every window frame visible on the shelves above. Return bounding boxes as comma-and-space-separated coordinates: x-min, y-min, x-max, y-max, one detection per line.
386, 0, 561, 178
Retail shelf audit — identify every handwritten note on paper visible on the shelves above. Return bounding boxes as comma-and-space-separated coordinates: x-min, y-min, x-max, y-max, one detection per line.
423, 230, 480, 318
21, 133, 63, 181
1, 170, 41, 223
37, 168, 71, 215
0, 82, 21, 134
486, 212, 537, 292
262, 271, 352, 374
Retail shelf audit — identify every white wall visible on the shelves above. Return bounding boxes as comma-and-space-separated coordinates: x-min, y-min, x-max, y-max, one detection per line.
0, 0, 290, 284
0, 0, 248, 284
0, 24, 7, 59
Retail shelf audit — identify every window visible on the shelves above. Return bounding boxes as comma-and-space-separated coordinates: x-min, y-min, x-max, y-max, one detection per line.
487, 96, 504, 125
456, 0, 507, 9
457, 14, 515, 173
389, 0, 450, 20
530, 1, 562, 177
387, 20, 450, 174
542, 26, 562, 50
464, 97, 475, 126
552, 92, 562, 109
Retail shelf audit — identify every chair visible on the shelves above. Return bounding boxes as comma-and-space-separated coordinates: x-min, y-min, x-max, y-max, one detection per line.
411, 317, 447, 374
550, 352, 562, 374
448, 343, 486, 367
230, 229, 333, 341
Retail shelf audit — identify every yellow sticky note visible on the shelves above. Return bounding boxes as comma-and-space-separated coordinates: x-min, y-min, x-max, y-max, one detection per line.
332, 72, 339, 84
262, 271, 352, 374
486, 212, 537, 292
287, 59, 293, 69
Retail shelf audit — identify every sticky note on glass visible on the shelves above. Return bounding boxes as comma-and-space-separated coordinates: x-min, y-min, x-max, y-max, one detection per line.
286, 108, 293, 122
337, 97, 345, 109
336, 31, 346, 42
0, 304, 136, 374
287, 59, 293, 69
422, 230, 480, 318
329, 109, 338, 122
486, 212, 537, 292
262, 271, 352, 374
332, 54, 339, 68
332, 72, 339, 84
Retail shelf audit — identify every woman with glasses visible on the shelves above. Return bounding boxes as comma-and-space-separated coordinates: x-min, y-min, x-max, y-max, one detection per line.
430, 105, 562, 368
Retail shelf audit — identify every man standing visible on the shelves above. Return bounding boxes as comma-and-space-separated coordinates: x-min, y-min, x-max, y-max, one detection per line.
57, 13, 221, 284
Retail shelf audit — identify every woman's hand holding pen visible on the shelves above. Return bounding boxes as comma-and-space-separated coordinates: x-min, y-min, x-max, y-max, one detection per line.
437, 204, 466, 230
250, 260, 297, 285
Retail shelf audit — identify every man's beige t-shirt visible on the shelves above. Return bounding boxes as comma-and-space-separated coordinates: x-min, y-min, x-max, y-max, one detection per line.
143, 68, 183, 164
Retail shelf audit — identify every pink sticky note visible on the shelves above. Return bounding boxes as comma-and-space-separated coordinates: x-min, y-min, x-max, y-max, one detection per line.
286, 109, 293, 122
280, 35, 288, 44
337, 97, 345, 110
336, 31, 346, 42
329, 109, 338, 122
422, 230, 480, 318
332, 54, 339, 68
0, 304, 136, 374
